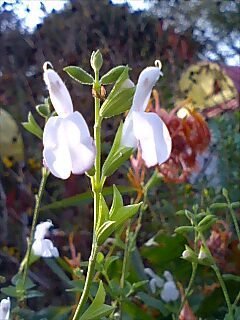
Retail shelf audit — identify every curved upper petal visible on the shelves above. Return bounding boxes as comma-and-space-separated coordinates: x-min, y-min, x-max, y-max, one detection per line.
43, 116, 72, 179
63, 112, 96, 174
132, 67, 160, 112
43, 68, 73, 117
34, 220, 53, 240
132, 111, 172, 167
121, 111, 138, 148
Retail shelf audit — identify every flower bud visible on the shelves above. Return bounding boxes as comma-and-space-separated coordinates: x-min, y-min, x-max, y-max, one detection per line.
181, 246, 198, 263
90, 50, 103, 72
197, 246, 212, 266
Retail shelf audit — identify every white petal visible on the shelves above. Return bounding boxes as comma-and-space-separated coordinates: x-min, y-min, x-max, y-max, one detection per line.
163, 270, 173, 282
43, 68, 73, 117
121, 111, 138, 148
132, 67, 160, 112
43, 116, 72, 179
0, 298, 10, 320
161, 281, 179, 302
132, 111, 172, 167
63, 112, 96, 174
34, 220, 53, 240
32, 239, 59, 258
65, 111, 92, 141
149, 278, 157, 294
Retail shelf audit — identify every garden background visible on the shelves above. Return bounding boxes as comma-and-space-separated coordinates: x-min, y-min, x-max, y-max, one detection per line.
0, 0, 239, 319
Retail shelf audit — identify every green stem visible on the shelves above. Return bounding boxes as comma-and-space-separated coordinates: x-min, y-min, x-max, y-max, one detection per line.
223, 192, 240, 242
228, 204, 240, 242
177, 263, 197, 316
21, 168, 48, 293
200, 234, 233, 319
213, 265, 233, 319
72, 70, 102, 320
120, 221, 131, 289
233, 290, 240, 307
119, 221, 131, 319
72, 243, 99, 320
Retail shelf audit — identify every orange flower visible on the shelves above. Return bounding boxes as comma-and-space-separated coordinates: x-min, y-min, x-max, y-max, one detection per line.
64, 232, 81, 269
127, 150, 146, 203
148, 90, 211, 183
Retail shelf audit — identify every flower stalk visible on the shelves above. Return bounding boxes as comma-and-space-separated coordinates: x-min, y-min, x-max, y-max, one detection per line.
72, 68, 102, 320
21, 168, 49, 295
200, 234, 233, 319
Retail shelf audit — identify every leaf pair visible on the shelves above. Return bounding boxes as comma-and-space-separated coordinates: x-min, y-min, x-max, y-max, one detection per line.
79, 281, 114, 320
96, 185, 142, 245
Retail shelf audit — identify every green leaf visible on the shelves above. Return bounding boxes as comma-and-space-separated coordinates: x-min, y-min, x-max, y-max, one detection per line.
100, 65, 127, 85
222, 274, 240, 282
1, 285, 19, 298
96, 220, 116, 245
64, 66, 94, 85
175, 226, 195, 235
105, 67, 130, 100
100, 87, 135, 118
109, 185, 123, 218
96, 252, 105, 264
40, 185, 135, 211
44, 259, 70, 283
36, 104, 50, 118
96, 185, 142, 244
210, 203, 228, 209
25, 289, 44, 299
231, 201, 240, 209
97, 195, 109, 230
12, 274, 35, 290
104, 256, 119, 272
102, 122, 133, 177
22, 112, 43, 139
137, 291, 167, 315
103, 146, 133, 177
197, 214, 217, 232
112, 203, 142, 229
80, 281, 115, 320
100, 67, 133, 118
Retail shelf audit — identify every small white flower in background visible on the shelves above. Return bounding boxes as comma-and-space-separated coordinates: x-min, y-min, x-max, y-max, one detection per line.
144, 237, 158, 247
32, 220, 59, 258
43, 62, 96, 179
144, 268, 164, 294
144, 268, 179, 302
121, 61, 172, 167
0, 297, 10, 320
198, 246, 208, 260
160, 271, 179, 303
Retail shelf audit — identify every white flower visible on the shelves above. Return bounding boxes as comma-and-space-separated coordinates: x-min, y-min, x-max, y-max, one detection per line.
121, 64, 172, 167
160, 271, 179, 303
43, 62, 95, 179
144, 237, 158, 247
0, 297, 10, 320
32, 220, 59, 258
144, 268, 164, 294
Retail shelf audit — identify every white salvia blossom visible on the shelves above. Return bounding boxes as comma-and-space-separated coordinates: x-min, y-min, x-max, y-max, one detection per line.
144, 237, 158, 247
121, 61, 172, 167
32, 220, 59, 258
0, 297, 10, 320
144, 268, 164, 294
144, 269, 179, 302
160, 271, 179, 303
43, 62, 96, 179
